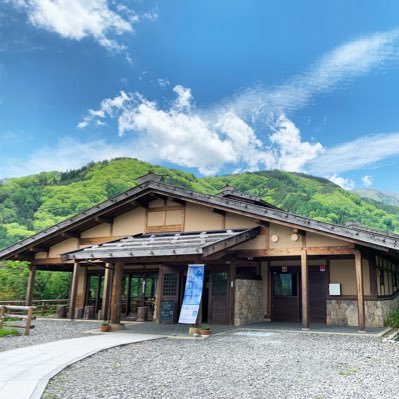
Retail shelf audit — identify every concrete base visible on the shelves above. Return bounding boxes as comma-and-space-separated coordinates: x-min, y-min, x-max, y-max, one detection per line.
110, 323, 126, 331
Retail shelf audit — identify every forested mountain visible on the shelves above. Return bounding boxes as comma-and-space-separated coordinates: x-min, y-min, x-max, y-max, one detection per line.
1, 157, 399, 252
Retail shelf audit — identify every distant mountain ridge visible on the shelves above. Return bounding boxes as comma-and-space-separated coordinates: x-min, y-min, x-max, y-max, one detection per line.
1, 157, 399, 251
354, 189, 399, 207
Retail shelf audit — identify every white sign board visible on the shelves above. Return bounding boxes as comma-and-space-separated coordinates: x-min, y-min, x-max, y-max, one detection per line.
178, 264, 205, 324
329, 283, 341, 296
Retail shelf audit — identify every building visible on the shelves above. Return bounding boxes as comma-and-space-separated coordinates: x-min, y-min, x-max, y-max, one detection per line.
0, 173, 398, 330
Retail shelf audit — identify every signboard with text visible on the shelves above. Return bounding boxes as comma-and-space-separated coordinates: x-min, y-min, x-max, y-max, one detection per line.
178, 264, 205, 324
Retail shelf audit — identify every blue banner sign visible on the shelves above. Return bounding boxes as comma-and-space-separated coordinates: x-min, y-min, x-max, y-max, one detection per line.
178, 264, 205, 324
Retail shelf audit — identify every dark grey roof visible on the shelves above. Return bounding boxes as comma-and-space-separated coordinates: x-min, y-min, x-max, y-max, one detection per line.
1, 173, 399, 260
61, 229, 257, 261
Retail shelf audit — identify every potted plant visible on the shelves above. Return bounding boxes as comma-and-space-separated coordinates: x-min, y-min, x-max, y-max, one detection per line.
100, 322, 110, 332
199, 324, 211, 337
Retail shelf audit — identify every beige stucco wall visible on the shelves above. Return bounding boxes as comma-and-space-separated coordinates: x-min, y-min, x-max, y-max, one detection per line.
233, 235, 267, 250
306, 232, 351, 247
48, 238, 79, 258
225, 213, 257, 229
112, 208, 146, 236
80, 223, 111, 238
329, 259, 371, 296
184, 203, 224, 231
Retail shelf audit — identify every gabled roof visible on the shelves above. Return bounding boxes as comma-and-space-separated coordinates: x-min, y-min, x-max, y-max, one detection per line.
61, 228, 260, 262
1, 173, 399, 261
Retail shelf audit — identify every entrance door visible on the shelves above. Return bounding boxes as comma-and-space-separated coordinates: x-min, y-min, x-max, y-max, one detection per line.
309, 268, 327, 323
271, 270, 300, 322
208, 267, 230, 324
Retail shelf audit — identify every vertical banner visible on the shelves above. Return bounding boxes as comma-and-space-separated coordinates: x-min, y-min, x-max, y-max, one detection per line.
178, 264, 205, 324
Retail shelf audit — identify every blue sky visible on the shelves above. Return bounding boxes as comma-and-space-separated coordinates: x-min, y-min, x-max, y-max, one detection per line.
2, 1, 399, 192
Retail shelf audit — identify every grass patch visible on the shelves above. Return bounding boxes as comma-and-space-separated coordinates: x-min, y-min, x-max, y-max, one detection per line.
339, 367, 358, 377
385, 308, 399, 328
0, 327, 19, 337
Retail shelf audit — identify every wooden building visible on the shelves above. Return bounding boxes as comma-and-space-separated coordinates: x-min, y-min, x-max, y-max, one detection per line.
1, 173, 398, 330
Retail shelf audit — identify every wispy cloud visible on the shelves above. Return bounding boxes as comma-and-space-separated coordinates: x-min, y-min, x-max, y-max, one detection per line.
307, 133, 399, 175
228, 29, 399, 120
0, 136, 141, 179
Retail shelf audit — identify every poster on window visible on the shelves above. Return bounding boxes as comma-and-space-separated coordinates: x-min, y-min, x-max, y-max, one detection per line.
178, 264, 205, 324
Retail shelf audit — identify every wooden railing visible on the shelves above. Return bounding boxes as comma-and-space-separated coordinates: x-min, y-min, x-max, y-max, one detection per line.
0, 305, 36, 336
0, 299, 68, 316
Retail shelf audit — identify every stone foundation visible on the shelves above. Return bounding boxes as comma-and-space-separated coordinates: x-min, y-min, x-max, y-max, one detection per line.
327, 295, 399, 327
234, 279, 263, 326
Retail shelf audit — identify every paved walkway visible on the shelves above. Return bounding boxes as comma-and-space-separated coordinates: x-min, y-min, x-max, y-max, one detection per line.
0, 333, 162, 399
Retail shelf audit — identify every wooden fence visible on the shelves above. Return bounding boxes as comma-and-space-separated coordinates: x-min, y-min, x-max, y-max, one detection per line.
0, 305, 36, 336
0, 299, 68, 316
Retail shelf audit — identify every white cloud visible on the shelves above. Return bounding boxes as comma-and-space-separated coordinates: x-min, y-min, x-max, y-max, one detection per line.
269, 115, 324, 172
328, 174, 355, 190
79, 86, 323, 175
77, 29, 399, 177
8, 0, 139, 51
307, 133, 399, 175
362, 175, 373, 188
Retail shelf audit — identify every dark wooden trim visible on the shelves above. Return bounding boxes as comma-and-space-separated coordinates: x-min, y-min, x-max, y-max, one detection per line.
68, 262, 79, 319
229, 262, 236, 325
202, 227, 260, 258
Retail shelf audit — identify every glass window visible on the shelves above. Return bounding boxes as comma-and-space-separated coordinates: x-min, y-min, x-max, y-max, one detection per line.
273, 273, 297, 296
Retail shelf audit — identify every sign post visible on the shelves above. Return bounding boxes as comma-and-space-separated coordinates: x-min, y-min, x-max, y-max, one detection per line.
178, 264, 205, 324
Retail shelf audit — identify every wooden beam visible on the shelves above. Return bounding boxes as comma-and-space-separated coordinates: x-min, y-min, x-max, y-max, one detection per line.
28, 246, 48, 253
79, 236, 125, 246
110, 262, 124, 326
25, 265, 36, 306
101, 264, 113, 321
31, 258, 66, 265
68, 262, 80, 319
228, 247, 356, 258
94, 216, 113, 224
61, 231, 80, 239
355, 250, 366, 331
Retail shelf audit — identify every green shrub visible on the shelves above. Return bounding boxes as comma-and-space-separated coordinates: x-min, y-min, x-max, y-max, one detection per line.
0, 327, 19, 337
385, 308, 399, 328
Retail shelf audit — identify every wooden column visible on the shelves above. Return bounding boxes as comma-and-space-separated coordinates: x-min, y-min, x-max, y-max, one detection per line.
68, 262, 79, 320
355, 250, 366, 331
110, 262, 124, 326
301, 249, 309, 329
101, 264, 113, 321
25, 265, 36, 306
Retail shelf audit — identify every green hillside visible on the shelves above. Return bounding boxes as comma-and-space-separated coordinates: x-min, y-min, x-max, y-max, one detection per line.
354, 189, 399, 208
1, 157, 399, 251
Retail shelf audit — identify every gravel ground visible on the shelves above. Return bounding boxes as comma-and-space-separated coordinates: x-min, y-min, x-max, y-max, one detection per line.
0, 319, 101, 352
43, 330, 399, 399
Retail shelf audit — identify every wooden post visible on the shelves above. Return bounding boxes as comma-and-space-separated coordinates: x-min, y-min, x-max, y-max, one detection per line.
355, 250, 366, 331
68, 262, 80, 320
24, 306, 34, 336
101, 264, 113, 321
110, 262, 124, 326
301, 249, 309, 329
25, 265, 36, 306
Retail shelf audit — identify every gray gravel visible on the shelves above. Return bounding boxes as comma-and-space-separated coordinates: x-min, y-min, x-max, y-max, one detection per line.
0, 319, 101, 352
43, 330, 399, 399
